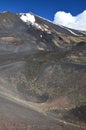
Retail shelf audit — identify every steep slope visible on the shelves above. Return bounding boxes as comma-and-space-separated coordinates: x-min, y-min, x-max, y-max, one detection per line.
0, 11, 86, 54
0, 11, 86, 130
20, 12, 86, 48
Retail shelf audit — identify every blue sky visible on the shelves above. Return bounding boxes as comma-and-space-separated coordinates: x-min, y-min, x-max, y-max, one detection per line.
0, 0, 86, 21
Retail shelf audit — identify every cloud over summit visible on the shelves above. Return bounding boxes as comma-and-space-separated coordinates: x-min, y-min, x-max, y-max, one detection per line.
53, 10, 86, 31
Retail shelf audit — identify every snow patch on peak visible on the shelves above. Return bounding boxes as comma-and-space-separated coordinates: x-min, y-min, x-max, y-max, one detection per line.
65, 28, 79, 36
20, 13, 51, 34
20, 13, 35, 24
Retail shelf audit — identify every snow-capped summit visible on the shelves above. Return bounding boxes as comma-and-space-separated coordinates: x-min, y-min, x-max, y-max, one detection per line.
19, 12, 86, 37
20, 13, 35, 24
20, 12, 52, 34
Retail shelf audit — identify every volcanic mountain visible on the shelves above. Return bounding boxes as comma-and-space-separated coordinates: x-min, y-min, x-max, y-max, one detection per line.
0, 11, 86, 130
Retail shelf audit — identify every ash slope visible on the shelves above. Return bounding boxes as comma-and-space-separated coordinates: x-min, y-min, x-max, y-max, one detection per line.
0, 11, 86, 130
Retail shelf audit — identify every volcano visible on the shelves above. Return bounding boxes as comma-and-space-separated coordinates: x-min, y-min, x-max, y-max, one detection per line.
0, 11, 86, 130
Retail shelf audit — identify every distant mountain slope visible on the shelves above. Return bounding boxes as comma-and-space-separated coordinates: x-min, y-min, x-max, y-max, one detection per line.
0, 11, 86, 130
0, 11, 86, 55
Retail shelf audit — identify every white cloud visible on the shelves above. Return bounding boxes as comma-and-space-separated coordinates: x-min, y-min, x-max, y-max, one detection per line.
53, 10, 86, 31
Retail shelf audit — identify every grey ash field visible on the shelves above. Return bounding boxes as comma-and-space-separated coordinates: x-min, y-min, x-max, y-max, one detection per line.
0, 12, 86, 130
